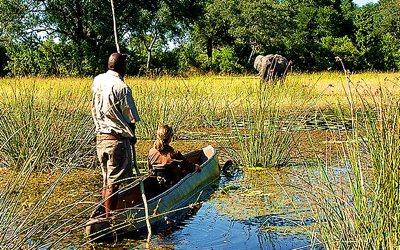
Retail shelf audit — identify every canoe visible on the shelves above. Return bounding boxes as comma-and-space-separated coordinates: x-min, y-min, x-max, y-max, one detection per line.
85, 145, 220, 241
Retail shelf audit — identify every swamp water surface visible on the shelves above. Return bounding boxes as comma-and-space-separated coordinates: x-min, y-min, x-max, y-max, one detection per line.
89, 165, 327, 249
88, 126, 345, 249
1, 126, 343, 249
147, 171, 320, 250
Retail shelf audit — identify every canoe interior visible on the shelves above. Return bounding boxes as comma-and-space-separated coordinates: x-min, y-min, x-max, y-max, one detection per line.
89, 145, 218, 221
86, 146, 219, 241
116, 147, 210, 210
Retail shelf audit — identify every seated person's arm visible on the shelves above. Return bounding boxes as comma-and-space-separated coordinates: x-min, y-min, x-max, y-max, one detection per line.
173, 151, 201, 173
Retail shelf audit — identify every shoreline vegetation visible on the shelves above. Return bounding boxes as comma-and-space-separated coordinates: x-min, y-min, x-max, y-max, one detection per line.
1, 1, 399, 77
0, 72, 399, 248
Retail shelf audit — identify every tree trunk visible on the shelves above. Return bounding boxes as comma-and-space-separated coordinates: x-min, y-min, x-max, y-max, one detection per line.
206, 37, 213, 62
248, 46, 255, 64
74, 0, 84, 75
146, 49, 152, 69
146, 34, 157, 69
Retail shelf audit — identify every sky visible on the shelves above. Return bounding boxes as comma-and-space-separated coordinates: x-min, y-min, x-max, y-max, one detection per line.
353, 0, 379, 6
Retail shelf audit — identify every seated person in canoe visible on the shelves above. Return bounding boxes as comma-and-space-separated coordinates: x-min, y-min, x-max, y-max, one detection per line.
148, 125, 201, 187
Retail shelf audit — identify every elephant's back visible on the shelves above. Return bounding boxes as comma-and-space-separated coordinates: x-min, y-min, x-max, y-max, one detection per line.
273, 54, 288, 65
264, 54, 288, 65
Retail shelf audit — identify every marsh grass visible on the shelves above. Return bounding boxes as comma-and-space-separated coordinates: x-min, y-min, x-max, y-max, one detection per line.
0, 80, 100, 248
132, 77, 243, 138
0, 73, 399, 247
134, 80, 195, 138
311, 80, 400, 248
0, 82, 94, 171
221, 81, 318, 168
0, 136, 98, 248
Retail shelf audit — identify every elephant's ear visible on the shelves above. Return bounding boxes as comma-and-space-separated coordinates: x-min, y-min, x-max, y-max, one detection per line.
265, 54, 274, 62
276, 55, 287, 64
260, 64, 267, 80
254, 55, 263, 71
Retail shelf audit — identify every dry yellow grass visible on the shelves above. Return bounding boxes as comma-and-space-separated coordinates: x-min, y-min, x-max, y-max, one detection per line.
1, 72, 398, 111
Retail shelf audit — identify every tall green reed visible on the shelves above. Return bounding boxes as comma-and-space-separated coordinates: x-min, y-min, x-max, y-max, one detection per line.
0, 80, 106, 248
0, 82, 94, 171
132, 78, 232, 138
133, 80, 193, 138
311, 78, 400, 248
221, 81, 316, 168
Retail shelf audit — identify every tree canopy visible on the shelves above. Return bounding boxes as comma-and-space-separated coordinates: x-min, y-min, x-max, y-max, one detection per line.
0, 0, 399, 76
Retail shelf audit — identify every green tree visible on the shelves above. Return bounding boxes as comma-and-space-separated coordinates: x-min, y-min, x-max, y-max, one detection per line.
1, 0, 110, 75
377, 0, 400, 69
0, 0, 43, 42
321, 35, 359, 68
1, 0, 144, 75
42, 0, 140, 75
283, 0, 357, 70
1, 0, 400, 75
354, 3, 382, 70
129, 0, 203, 70
188, 0, 291, 71
191, 0, 235, 62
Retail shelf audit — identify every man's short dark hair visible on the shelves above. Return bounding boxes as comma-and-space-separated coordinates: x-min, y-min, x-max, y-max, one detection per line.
108, 53, 127, 71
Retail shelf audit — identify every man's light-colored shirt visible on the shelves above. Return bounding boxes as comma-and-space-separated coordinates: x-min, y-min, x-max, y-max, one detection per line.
91, 70, 140, 138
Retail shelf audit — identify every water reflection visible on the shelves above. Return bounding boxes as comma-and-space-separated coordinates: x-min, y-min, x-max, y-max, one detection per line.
151, 203, 318, 250
97, 167, 322, 249
147, 168, 320, 249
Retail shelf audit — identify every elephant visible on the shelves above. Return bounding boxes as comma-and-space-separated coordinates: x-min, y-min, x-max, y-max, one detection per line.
254, 54, 289, 82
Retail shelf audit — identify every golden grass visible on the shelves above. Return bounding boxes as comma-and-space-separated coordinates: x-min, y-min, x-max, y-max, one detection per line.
1, 72, 399, 112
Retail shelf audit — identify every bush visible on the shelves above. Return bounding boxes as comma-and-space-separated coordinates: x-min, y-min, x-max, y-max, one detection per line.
321, 36, 360, 69
380, 33, 400, 70
5, 40, 85, 76
213, 47, 243, 74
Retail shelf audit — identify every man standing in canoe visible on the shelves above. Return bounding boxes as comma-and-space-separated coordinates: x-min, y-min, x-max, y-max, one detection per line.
91, 53, 140, 218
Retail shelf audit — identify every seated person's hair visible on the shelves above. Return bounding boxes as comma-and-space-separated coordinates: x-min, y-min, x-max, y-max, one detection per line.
154, 124, 173, 151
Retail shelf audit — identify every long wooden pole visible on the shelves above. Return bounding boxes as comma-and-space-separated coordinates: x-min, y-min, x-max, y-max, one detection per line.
110, 0, 151, 242
110, 0, 120, 53
131, 145, 152, 242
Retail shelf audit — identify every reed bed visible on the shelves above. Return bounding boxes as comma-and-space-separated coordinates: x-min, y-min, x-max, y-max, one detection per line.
1, 72, 398, 140
220, 79, 320, 168
0, 81, 94, 171
0, 80, 97, 248
129, 76, 250, 137
309, 78, 400, 248
0, 72, 399, 248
